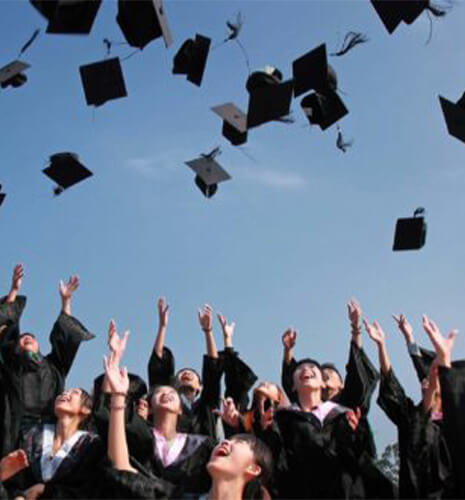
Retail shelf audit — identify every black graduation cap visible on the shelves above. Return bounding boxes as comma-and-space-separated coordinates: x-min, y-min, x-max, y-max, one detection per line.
116, 0, 173, 50
393, 208, 427, 251
79, 57, 127, 107
247, 79, 293, 129
173, 34, 211, 87
42, 153, 93, 195
30, 0, 102, 34
301, 90, 348, 130
246, 66, 283, 93
439, 92, 465, 144
0, 61, 30, 89
211, 103, 248, 146
370, 0, 431, 34
185, 151, 231, 198
0, 185, 5, 207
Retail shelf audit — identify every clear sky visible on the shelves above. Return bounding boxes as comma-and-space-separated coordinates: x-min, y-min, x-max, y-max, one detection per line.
1, 0, 465, 452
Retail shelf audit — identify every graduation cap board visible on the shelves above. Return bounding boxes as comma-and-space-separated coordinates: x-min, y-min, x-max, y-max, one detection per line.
301, 90, 348, 130
42, 153, 93, 195
370, 0, 428, 34
185, 154, 231, 198
30, 0, 102, 34
173, 34, 211, 87
247, 79, 293, 129
393, 208, 427, 251
439, 93, 465, 144
79, 57, 127, 107
292, 44, 333, 98
117, 0, 172, 49
0, 60, 30, 89
211, 103, 248, 146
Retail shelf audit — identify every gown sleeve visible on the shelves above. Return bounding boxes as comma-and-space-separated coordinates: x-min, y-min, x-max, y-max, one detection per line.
147, 347, 175, 388
281, 357, 297, 403
45, 313, 95, 378
377, 368, 413, 429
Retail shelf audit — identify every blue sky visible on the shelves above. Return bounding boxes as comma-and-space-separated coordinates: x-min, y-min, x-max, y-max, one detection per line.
1, 0, 465, 451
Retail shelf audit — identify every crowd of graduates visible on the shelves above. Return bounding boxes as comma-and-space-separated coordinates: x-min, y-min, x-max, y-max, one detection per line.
0, 263, 464, 499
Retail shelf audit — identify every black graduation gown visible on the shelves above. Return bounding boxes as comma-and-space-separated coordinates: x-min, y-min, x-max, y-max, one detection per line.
378, 368, 454, 499
438, 364, 465, 498
220, 347, 258, 412
0, 296, 94, 456
258, 404, 367, 499
4, 423, 104, 499
147, 346, 222, 438
123, 413, 214, 496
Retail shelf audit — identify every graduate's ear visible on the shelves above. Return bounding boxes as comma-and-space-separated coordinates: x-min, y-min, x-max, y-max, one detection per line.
197, 384, 203, 396
245, 463, 261, 479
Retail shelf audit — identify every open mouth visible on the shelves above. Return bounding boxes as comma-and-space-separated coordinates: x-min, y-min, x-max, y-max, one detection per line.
214, 444, 231, 458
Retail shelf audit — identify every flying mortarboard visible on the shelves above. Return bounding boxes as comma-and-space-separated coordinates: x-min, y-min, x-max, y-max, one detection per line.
247, 79, 293, 129
393, 208, 427, 251
42, 153, 93, 195
185, 153, 231, 198
30, 0, 102, 34
0, 186, 5, 207
116, 0, 172, 50
0, 61, 30, 89
79, 57, 127, 107
173, 34, 211, 87
211, 103, 248, 146
301, 90, 348, 130
246, 66, 283, 93
439, 93, 465, 144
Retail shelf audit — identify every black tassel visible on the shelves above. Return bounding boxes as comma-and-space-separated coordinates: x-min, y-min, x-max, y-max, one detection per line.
18, 28, 40, 57
426, 2, 448, 17
331, 32, 368, 57
336, 127, 353, 153
225, 11, 244, 42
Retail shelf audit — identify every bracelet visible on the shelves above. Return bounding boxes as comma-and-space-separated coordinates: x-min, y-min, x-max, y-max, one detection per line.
112, 392, 127, 397
110, 404, 126, 410
202, 329, 213, 334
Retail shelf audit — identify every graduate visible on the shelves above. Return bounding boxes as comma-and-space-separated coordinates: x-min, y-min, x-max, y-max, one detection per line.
422, 315, 465, 498
0, 265, 94, 456
147, 299, 223, 438
4, 387, 103, 500
365, 318, 454, 498
103, 347, 273, 500
257, 357, 367, 498
105, 323, 214, 497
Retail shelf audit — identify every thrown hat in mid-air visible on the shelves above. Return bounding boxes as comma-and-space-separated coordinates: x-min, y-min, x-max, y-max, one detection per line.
211, 103, 248, 146
439, 92, 465, 144
173, 34, 211, 87
393, 208, 427, 251
0, 61, 30, 89
42, 153, 93, 195
185, 148, 231, 198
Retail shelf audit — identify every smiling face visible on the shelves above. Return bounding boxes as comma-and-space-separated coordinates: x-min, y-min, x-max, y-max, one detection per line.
322, 368, 343, 392
18, 334, 39, 354
176, 369, 202, 395
207, 437, 262, 483
54, 388, 91, 421
292, 362, 325, 393
151, 386, 182, 415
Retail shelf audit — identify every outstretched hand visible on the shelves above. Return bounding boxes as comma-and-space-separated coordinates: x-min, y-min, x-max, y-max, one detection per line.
103, 353, 129, 395
282, 328, 297, 350
213, 397, 240, 428
347, 299, 362, 329
108, 320, 130, 363
217, 314, 235, 347
11, 264, 24, 292
158, 297, 169, 328
363, 319, 386, 346
198, 304, 213, 333
346, 407, 362, 432
59, 275, 79, 300
422, 315, 457, 367
0, 449, 29, 482
392, 314, 414, 343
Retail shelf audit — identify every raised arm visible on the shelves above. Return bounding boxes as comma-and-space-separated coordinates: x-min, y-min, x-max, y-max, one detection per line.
198, 304, 218, 359
59, 275, 79, 316
422, 360, 440, 414
364, 319, 391, 375
348, 299, 362, 349
422, 315, 456, 368
153, 297, 169, 359
102, 320, 130, 394
6, 264, 23, 304
218, 313, 235, 350
282, 328, 296, 366
104, 350, 136, 473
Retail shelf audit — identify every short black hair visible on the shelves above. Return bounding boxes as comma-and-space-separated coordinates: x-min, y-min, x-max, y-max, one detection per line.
79, 388, 93, 410
321, 362, 343, 383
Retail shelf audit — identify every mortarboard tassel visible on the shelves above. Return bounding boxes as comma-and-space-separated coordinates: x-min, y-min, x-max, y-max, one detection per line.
331, 32, 368, 57
336, 126, 353, 152
18, 28, 40, 57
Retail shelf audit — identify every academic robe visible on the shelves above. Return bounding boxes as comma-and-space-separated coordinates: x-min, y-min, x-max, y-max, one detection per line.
147, 347, 222, 438
0, 296, 94, 456
438, 364, 465, 498
258, 403, 367, 499
378, 368, 454, 499
122, 413, 214, 496
220, 347, 258, 412
4, 423, 104, 499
